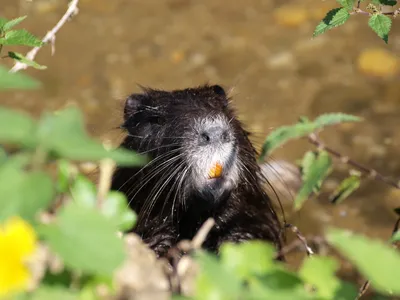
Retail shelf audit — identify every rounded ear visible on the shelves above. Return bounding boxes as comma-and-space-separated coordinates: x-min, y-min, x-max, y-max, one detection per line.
124, 93, 143, 121
211, 85, 226, 97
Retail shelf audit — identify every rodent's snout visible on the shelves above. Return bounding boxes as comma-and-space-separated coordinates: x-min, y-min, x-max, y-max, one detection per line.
198, 125, 232, 146
188, 116, 239, 202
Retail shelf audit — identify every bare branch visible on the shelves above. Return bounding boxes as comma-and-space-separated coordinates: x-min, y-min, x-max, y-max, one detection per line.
96, 159, 115, 209
308, 133, 400, 189
191, 218, 216, 249
356, 281, 370, 300
352, 5, 400, 17
10, 0, 79, 73
284, 223, 314, 256
167, 218, 215, 294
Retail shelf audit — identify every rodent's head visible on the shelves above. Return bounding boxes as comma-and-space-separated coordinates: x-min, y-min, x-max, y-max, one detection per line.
121, 85, 251, 205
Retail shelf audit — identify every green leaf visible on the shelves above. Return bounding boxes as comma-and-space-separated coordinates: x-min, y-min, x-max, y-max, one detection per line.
37, 107, 146, 166
334, 282, 358, 300
195, 251, 242, 300
116, 209, 136, 232
70, 175, 136, 231
0, 152, 32, 170
57, 160, 73, 194
255, 269, 304, 291
0, 18, 8, 31
314, 113, 362, 128
313, 7, 351, 38
0, 106, 37, 146
40, 203, 126, 277
101, 191, 137, 231
300, 151, 317, 181
300, 151, 328, 195
0, 29, 44, 47
171, 296, 191, 300
2, 16, 27, 32
219, 241, 276, 280
247, 274, 312, 300
0, 147, 6, 165
327, 228, 400, 295
0, 166, 54, 222
295, 151, 332, 210
391, 231, 400, 242
0, 65, 41, 90
259, 113, 362, 160
329, 172, 361, 204
259, 122, 317, 160
8, 51, 47, 70
336, 0, 355, 9
28, 285, 78, 300
368, 14, 392, 44
41, 269, 73, 288
299, 256, 340, 298
70, 174, 97, 208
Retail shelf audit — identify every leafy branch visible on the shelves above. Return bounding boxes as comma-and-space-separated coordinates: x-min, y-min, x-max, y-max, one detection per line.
314, 0, 399, 43
308, 133, 400, 190
259, 112, 400, 298
10, 0, 79, 73
0, 0, 79, 74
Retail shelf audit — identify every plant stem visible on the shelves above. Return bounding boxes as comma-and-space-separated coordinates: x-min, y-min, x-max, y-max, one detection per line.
31, 146, 47, 171
96, 159, 115, 209
308, 133, 400, 189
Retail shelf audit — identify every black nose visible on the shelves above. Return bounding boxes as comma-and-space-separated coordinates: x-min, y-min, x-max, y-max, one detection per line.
199, 126, 231, 145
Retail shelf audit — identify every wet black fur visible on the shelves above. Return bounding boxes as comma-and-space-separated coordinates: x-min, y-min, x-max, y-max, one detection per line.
111, 85, 283, 257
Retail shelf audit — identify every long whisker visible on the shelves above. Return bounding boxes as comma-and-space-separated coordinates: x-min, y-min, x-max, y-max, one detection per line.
136, 143, 182, 155
127, 133, 188, 140
142, 160, 186, 224
126, 153, 185, 203
161, 161, 188, 217
115, 148, 183, 194
136, 161, 183, 222
171, 163, 191, 224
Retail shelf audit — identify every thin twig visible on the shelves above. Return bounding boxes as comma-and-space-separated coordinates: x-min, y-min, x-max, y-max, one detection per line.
356, 281, 371, 300
96, 159, 115, 209
284, 223, 314, 256
167, 218, 215, 294
191, 218, 216, 249
10, 0, 79, 73
351, 8, 370, 16
383, 8, 400, 16
275, 238, 303, 259
308, 133, 400, 189
350, 6, 400, 18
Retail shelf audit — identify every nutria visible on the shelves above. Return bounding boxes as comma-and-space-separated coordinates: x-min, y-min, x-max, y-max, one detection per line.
111, 85, 284, 258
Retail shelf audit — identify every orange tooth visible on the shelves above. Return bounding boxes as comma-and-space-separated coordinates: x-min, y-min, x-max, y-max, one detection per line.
208, 162, 223, 179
